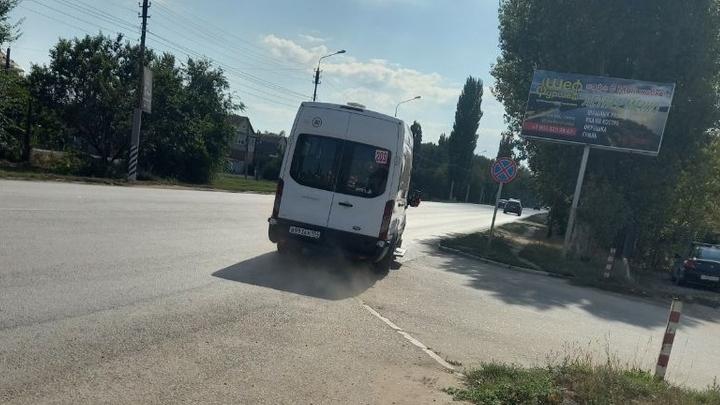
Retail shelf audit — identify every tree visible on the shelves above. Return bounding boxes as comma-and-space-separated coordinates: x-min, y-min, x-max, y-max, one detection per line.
0, 0, 20, 46
447, 76, 483, 200
492, 0, 720, 265
0, 70, 27, 160
496, 131, 515, 159
29, 34, 137, 174
142, 55, 241, 183
409, 120, 422, 188
29, 34, 240, 182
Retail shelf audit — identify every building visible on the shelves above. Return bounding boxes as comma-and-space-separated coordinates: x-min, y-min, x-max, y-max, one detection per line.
227, 115, 256, 174
0, 49, 23, 73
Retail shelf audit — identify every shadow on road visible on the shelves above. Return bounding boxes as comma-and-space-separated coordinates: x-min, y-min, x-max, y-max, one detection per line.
422, 240, 720, 329
212, 251, 389, 300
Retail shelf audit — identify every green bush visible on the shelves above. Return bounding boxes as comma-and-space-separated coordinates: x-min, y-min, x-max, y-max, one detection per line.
261, 157, 282, 181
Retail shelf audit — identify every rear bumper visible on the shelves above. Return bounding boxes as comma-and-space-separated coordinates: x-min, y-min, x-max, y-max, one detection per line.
268, 217, 387, 259
679, 269, 720, 287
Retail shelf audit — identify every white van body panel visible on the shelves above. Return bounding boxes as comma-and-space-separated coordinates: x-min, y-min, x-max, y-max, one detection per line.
326, 112, 401, 238
278, 106, 350, 227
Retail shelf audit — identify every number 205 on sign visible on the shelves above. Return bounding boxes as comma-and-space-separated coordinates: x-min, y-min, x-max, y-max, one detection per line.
375, 150, 389, 165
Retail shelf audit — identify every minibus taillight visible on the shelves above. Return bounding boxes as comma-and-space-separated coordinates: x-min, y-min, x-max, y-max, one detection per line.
379, 200, 395, 240
272, 179, 284, 218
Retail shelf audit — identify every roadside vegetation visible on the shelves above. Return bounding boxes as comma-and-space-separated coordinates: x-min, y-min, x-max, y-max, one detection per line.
447, 357, 720, 405
491, 0, 720, 274
0, 161, 276, 193
442, 214, 720, 307
1, 0, 284, 191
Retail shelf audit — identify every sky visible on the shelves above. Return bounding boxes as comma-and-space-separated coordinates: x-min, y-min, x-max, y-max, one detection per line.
9, 0, 507, 157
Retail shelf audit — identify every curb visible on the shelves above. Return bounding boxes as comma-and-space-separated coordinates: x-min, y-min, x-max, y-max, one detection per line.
437, 243, 571, 279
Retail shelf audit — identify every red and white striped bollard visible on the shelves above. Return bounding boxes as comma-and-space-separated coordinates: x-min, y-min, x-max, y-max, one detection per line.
655, 298, 682, 380
603, 248, 616, 278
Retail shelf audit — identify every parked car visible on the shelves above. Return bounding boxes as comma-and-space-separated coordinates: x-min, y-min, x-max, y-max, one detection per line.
497, 199, 508, 209
671, 243, 720, 288
503, 199, 522, 216
268, 102, 418, 272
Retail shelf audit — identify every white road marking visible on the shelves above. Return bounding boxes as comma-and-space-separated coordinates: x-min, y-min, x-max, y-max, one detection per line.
360, 301, 459, 373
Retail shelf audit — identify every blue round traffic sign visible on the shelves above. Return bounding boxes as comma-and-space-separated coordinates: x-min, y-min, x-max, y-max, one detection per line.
490, 157, 518, 184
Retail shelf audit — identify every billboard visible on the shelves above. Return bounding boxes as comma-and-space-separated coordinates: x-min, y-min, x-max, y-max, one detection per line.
521, 70, 675, 155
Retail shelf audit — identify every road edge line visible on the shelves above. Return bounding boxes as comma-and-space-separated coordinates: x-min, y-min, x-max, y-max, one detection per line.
359, 301, 460, 374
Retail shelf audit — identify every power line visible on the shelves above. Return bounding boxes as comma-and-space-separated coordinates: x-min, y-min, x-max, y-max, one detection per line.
18, 4, 95, 36
54, 0, 137, 32
23, 0, 305, 109
146, 6, 309, 93
148, 16, 306, 75
27, 1, 127, 36
149, 37, 298, 108
152, 2, 306, 71
145, 35, 302, 108
147, 31, 311, 100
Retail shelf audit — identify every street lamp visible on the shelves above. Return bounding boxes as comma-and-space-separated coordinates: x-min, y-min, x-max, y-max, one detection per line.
313, 50, 346, 102
395, 96, 421, 117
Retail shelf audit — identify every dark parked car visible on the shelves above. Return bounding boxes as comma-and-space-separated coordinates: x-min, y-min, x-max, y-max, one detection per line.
672, 243, 720, 289
503, 199, 522, 216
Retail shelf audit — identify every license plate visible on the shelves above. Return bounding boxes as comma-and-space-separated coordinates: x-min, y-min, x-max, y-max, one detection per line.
701, 275, 720, 282
289, 226, 321, 239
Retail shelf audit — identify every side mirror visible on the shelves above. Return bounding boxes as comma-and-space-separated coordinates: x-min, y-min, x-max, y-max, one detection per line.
408, 191, 421, 208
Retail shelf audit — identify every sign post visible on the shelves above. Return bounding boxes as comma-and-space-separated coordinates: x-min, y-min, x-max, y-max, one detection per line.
562, 144, 590, 255
487, 157, 518, 248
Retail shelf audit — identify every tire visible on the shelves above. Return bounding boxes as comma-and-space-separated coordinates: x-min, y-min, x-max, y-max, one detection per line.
372, 242, 395, 275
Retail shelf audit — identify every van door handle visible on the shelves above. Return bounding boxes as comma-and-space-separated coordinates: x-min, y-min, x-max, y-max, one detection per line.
338, 201, 353, 207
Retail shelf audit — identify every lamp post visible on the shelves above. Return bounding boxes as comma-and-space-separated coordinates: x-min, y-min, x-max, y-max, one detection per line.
313, 50, 346, 102
395, 96, 421, 117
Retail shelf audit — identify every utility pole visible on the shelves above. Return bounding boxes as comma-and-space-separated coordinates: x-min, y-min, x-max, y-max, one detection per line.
128, 0, 150, 181
4, 47, 10, 71
312, 67, 320, 102
22, 99, 32, 162
312, 50, 345, 102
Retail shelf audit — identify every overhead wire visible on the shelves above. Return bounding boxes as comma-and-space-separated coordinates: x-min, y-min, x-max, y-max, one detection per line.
145, 34, 301, 108
152, 1, 307, 71
23, 0, 309, 108
54, 0, 138, 32
18, 4, 95, 36
25, 0, 129, 37
146, 8, 310, 98
147, 30, 311, 100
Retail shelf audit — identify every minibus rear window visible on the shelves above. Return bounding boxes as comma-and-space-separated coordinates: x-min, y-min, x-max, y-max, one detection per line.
289, 134, 342, 192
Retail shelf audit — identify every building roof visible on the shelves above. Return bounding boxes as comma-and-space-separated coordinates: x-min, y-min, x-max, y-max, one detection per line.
227, 115, 255, 135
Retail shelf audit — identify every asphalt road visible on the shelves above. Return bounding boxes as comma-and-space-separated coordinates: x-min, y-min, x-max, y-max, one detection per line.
2, 180, 719, 404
